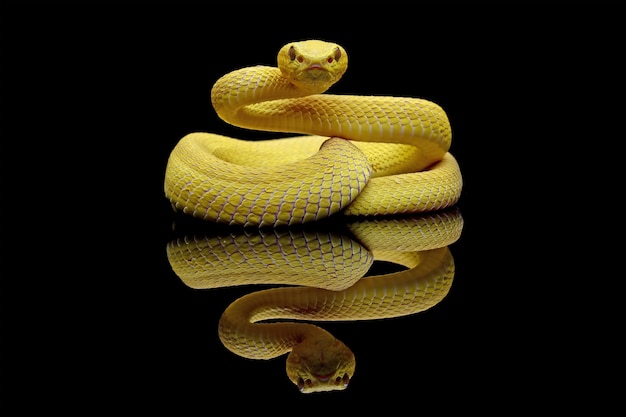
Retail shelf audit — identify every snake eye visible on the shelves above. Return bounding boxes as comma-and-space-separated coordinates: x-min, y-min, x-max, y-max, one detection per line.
296, 377, 313, 391
288, 46, 304, 63
342, 373, 350, 386
333, 373, 350, 386
333, 47, 341, 62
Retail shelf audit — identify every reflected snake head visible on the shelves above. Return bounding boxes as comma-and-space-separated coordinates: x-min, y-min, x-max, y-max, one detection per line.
285, 334, 356, 393
277, 40, 348, 94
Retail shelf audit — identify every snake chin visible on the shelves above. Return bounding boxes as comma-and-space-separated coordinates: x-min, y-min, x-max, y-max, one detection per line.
285, 335, 356, 393
291, 69, 335, 93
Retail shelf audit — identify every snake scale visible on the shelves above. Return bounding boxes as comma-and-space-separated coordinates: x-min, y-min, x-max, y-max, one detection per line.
163, 40, 463, 393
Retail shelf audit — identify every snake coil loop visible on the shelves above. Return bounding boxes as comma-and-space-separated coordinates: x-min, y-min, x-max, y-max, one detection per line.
164, 40, 462, 227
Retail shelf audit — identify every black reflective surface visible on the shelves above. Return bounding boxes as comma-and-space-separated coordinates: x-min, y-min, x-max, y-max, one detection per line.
3, 2, 623, 416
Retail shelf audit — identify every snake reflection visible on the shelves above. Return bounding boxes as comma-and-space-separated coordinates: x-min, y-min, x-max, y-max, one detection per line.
166, 208, 463, 393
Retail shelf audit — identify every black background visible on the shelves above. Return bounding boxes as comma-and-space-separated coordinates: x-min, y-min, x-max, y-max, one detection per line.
2, 2, 623, 416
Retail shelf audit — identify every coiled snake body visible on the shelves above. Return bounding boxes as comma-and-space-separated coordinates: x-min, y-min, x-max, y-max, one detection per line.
167, 210, 462, 393
164, 40, 462, 227
163, 40, 463, 393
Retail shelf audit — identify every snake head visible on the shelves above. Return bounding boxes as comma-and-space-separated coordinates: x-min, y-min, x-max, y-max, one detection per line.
277, 40, 348, 94
285, 333, 356, 393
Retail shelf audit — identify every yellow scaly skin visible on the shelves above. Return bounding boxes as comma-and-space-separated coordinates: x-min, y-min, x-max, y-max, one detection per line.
166, 209, 463, 392
164, 40, 462, 227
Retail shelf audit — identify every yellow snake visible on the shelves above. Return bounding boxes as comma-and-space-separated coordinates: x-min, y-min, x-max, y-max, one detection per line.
167, 208, 463, 392
164, 40, 462, 227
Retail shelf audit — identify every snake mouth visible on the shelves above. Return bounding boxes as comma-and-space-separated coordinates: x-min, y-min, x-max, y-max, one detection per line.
305, 64, 326, 71
313, 372, 334, 382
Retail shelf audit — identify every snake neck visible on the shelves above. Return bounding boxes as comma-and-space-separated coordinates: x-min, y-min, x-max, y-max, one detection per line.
211, 66, 308, 128
218, 297, 335, 360
219, 290, 358, 393
217, 247, 454, 360
211, 66, 451, 168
